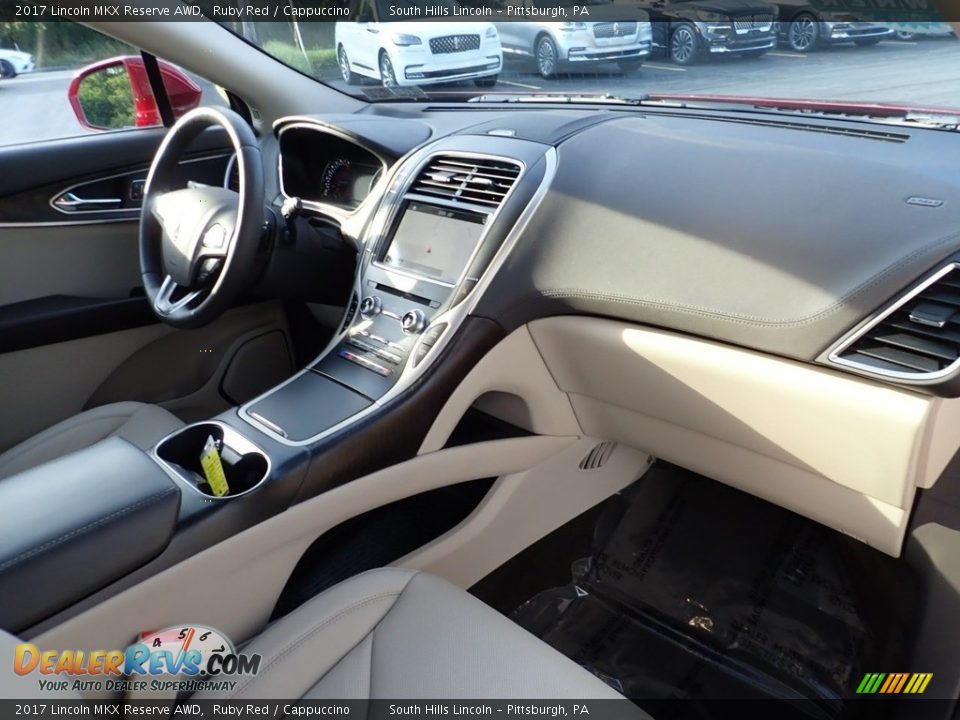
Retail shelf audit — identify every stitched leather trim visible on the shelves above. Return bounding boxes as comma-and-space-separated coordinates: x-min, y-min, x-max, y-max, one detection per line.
230, 578, 416, 699
0, 487, 177, 573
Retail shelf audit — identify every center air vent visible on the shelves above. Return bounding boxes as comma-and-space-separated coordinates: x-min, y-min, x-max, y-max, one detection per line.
832, 264, 960, 378
411, 156, 521, 208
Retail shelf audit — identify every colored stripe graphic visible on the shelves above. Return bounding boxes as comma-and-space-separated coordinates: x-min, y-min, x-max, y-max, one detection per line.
857, 672, 932, 694
893, 673, 909, 693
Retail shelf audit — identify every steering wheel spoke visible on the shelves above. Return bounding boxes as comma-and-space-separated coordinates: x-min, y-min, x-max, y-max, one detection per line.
153, 275, 207, 317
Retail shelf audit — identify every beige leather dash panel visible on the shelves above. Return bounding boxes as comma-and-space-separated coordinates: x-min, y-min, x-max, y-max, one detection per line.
528, 316, 960, 556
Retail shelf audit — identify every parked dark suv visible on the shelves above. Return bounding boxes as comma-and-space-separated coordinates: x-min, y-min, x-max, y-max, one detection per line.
773, 5, 893, 52
644, 0, 779, 64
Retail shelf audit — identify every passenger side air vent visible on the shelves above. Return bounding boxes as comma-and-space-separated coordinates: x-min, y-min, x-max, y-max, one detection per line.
579, 441, 617, 470
411, 156, 521, 208
832, 264, 960, 377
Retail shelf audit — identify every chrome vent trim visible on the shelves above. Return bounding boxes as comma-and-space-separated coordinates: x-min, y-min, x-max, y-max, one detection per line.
410, 156, 522, 208
829, 263, 960, 380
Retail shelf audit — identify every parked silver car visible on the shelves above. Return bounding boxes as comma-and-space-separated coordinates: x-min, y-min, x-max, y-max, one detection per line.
496, 21, 653, 78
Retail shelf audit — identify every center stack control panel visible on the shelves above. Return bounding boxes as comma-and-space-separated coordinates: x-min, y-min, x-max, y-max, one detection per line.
241, 135, 549, 443
309, 148, 529, 404
312, 260, 457, 401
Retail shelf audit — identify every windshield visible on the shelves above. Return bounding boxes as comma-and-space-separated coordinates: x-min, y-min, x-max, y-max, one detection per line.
217, 6, 960, 116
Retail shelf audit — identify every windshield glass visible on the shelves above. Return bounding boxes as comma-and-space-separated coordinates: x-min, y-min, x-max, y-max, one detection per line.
216, 5, 959, 115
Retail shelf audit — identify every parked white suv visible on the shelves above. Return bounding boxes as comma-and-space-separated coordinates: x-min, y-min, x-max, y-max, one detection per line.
496, 21, 653, 78
336, 13, 502, 88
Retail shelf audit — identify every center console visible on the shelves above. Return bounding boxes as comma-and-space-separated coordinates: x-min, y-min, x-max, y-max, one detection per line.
1, 132, 553, 635
240, 136, 544, 445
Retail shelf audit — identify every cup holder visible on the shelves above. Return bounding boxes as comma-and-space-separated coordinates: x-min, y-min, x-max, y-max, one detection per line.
154, 422, 269, 499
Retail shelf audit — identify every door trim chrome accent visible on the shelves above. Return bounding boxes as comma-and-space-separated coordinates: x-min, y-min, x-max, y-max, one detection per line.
46, 152, 233, 217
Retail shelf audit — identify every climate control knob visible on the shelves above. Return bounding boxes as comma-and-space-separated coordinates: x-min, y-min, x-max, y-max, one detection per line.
401, 309, 427, 335
359, 296, 382, 318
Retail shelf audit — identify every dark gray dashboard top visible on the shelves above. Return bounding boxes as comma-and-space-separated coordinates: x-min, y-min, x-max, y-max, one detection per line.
472, 112, 960, 362
293, 106, 960, 365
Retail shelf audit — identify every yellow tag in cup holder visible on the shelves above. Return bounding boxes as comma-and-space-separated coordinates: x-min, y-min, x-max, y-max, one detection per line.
199, 435, 230, 498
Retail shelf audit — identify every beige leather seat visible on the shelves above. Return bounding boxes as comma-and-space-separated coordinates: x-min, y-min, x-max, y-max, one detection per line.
2, 568, 643, 707
196, 568, 634, 700
0, 401, 183, 480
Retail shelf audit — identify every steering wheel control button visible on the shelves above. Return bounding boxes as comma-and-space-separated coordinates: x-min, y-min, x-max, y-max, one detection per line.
339, 348, 391, 377
401, 309, 428, 335
359, 296, 382, 318
197, 258, 222, 283
202, 223, 226, 249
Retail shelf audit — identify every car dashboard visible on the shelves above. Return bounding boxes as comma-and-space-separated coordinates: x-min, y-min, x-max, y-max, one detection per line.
264, 105, 960, 390
246, 103, 960, 560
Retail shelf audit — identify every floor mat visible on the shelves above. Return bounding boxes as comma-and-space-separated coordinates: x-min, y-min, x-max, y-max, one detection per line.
486, 463, 917, 717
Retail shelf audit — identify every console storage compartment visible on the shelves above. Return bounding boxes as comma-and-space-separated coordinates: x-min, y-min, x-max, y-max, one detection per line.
155, 422, 269, 498
0, 437, 181, 631
245, 371, 372, 442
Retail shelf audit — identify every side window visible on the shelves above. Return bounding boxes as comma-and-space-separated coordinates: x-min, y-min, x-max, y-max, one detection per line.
0, 21, 224, 148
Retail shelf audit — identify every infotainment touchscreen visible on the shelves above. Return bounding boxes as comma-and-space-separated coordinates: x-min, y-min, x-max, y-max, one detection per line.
381, 202, 486, 285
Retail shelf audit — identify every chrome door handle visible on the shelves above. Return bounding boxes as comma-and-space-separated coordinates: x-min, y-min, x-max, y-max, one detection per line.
53, 192, 123, 212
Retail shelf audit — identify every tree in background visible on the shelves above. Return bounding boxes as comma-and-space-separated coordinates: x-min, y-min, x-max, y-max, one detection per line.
75, 66, 136, 129
0, 22, 131, 69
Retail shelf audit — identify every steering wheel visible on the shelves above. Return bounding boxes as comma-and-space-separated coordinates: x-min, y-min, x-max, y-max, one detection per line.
140, 107, 264, 329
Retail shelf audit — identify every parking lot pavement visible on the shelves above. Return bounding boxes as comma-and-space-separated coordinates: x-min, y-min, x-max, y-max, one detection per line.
0, 70, 79, 147
2, 38, 958, 148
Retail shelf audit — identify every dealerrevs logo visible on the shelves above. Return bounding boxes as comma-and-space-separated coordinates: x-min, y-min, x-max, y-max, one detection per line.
13, 625, 261, 693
